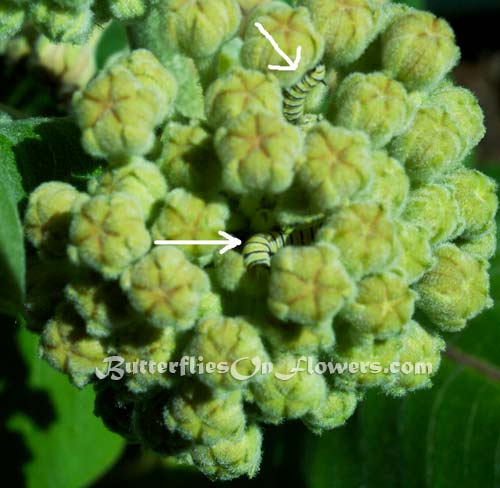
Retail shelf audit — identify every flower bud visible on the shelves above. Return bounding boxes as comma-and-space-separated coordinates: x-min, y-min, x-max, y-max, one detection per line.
151, 189, 230, 264
24, 182, 86, 257
384, 321, 444, 396
215, 111, 302, 195
40, 302, 107, 388
302, 389, 358, 434
268, 244, 355, 326
416, 244, 492, 331
330, 72, 412, 148
163, 0, 241, 59
297, 122, 373, 211
0, 3, 24, 42
381, 11, 459, 90
74, 50, 177, 159
300, 0, 387, 67
205, 67, 282, 128
364, 150, 409, 216
68, 193, 151, 279
187, 316, 268, 389
403, 184, 462, 245
29, 1, 93, 43
191, 424, 262, 481
341, 272, 416, 339
442, 169, 498, 239
241, 3, 324, 87
164, 385, 246, 446
390, 106, 464, 184
120, 247, 210, 330
88, 158, 168, 219
107, 0, 152, 19
458, 221, 497, 262
318, 203, 399, 279
250, 353, 326, 423
392, 221, 434, 284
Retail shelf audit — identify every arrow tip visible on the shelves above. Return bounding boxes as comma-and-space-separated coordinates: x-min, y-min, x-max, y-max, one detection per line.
218, 231, 242, 255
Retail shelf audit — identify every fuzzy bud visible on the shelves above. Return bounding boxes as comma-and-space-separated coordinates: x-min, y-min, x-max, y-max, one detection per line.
215, 111, 302, 195
120, 247, 210, 330
68, 193, 151, 279
416, 244, 492, 331
268, 244, 355, 326
458, 221, 497, 262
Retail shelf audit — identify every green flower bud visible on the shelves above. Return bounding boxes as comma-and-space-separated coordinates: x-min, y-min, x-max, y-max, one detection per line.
187, 316, 268, 389
88, 158, 168, 219
163, 0, 241, 59
403, 184, 461, 245
364, 150, 409, 216
65, 273, 135, 338
429, 83, 485, 156
40, 303, 107, 388
33, 31, 99, 91
416, 244, 492, 331
241, 3, 324, 87
24, 182, 87, 257
151, 189, 230, 264
106, 325, 177, 393
74, 50, 177, 159
164, 385, 246, 446
297, 122, 373, 211
302, 389, 358, 434
120, 247, 210, 330
68, 193, 151, 279
330, 72, 413, 148
392, 221, 434, 284
156, 121, 217, 193
107, 0, 151, 19
318, 203, 399, 279
0, 3, 24, 42
259, 318, 335, 355
197, 292, 223, 321
237, 0, 269, 15
251, 353, 326, 423
94, 381, 138, 442
215, 111, 302, 195
381, 11, 459, 90
29, 1, 93, 44
205, 67, 282, 128
268, 244, 355, 326
441, 169, 498, 239
211, 250, 246, 292
191, 424, 262, 481
458, 221, 497, 262
384, 321, 444, 396
341, 272, 416, 339
300, 0, 387, 67
25, 258, 77, 329
390, 106, 464, 184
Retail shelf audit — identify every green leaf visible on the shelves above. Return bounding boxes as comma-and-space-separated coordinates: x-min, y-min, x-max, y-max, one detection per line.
96, 21, 128, 70
303, 173, 500, 487
7, 327, 124, 488
0, 177, 25, 316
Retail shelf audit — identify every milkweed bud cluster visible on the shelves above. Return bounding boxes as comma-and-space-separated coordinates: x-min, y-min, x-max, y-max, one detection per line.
22, 0, 497, 481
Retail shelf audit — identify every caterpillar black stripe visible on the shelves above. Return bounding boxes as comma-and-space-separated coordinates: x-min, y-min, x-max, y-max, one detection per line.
283, 64, 326, 124
243, 224, 321, 269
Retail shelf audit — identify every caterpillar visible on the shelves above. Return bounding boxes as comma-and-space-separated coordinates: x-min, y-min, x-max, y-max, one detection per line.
243, 224, 321, 269
283, 64, 326, 124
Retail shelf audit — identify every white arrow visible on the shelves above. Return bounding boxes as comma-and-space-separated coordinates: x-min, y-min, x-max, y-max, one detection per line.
254, 22, 302, 71
154, 231, 242, 255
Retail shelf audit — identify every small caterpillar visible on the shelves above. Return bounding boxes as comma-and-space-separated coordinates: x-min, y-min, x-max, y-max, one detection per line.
243, 224, 321, 269
283, 64, 326, 124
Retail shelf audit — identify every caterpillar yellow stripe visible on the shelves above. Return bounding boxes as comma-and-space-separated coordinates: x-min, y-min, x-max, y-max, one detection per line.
243, 224, 321, 269
283, 64, 326, 124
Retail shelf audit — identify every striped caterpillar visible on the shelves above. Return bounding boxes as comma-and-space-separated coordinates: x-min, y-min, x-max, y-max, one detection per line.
283, 64, 326, 124
242, 223, 322, 269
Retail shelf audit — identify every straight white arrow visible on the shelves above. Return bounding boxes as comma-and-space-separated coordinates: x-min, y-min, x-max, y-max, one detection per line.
254, 22, 302, 71
154, 231, 242, 255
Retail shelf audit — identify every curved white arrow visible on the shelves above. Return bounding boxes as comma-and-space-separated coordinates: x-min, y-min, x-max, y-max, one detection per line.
154, 231, 241, 255
254, 22, 302, 71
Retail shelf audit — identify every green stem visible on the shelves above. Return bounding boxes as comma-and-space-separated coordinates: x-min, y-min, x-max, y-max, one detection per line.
445, 345, 500, 382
